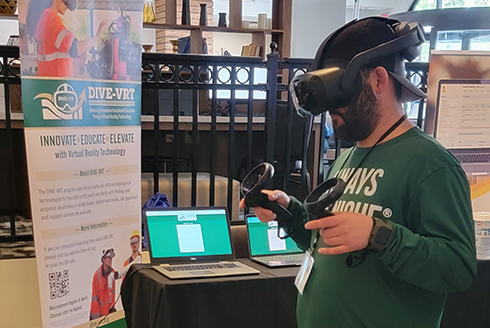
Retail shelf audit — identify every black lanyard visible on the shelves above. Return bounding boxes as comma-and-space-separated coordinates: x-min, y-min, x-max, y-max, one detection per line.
340, 114, 407, 186
309, 114, 407, 266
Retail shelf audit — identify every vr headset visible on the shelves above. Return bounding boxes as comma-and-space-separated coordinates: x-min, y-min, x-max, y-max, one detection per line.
62, 0, 78, 11
290, 17, 425, 117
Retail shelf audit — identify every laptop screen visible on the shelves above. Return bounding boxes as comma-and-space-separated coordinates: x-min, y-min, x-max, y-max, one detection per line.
145, 207, 233, 263
246, 216, 303, 256
435, 79, 490, 150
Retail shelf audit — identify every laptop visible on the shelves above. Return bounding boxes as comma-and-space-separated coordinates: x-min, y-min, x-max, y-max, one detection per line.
144, 207, 260, 279
246, 215, 305, 268
434, 79, 490, 174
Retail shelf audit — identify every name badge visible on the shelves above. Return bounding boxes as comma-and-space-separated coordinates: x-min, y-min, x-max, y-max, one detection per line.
295, 251, 314, 295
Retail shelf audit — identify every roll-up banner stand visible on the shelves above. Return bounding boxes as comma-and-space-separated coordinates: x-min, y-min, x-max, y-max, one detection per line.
426, 51, 490, 213
19, 1, 143, 327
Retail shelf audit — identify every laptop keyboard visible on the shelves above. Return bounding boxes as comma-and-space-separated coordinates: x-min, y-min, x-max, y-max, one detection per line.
259, 254, 305, 262
454, 153, 490, 163
162, 263, 240, 272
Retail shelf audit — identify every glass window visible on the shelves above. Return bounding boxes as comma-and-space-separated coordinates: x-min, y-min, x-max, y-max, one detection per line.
413, 0, 490, 10
442, 0, 490, 8
413, 0, 438, 11
436, 31, 463, 50
436, 30, 490, 51
470, 35, 490, 51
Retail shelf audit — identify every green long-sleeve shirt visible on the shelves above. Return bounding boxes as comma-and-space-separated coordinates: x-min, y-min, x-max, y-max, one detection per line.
285, 127, 477, 328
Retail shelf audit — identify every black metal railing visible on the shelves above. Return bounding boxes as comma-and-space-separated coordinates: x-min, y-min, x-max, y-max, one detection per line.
0, 45, 31, 242
406, 61, 430, 129
0, 43, 431, 241
140, 47, 316, 216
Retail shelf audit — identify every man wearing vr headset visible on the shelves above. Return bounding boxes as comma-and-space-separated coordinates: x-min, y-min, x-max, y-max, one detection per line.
26, 0, 106, 77
247, 17, 477, 327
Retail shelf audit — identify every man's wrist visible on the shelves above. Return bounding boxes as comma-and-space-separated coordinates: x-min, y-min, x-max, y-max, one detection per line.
368, 217, 393, 252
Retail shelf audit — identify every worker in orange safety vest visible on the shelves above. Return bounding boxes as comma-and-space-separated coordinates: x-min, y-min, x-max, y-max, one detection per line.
26, 0, 105, 77
124, 230, 142, 267
90, 248, 117, 321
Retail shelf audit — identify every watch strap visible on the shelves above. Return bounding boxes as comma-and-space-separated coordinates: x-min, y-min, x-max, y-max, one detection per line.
368, 217, 393, 252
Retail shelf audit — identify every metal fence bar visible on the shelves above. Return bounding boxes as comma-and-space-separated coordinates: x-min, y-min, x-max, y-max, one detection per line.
246, 67, 255, 174
406, 62, 429, 129
152, 75, 160, 196
265, 52, 279, 163
172, 64, 180, 207
317, 113, 327, 185
227, 65, 237, 215
190, 63, 199, 207
282, 68, 295, 194
209, 65, 218, 207
3, 52, 16, 239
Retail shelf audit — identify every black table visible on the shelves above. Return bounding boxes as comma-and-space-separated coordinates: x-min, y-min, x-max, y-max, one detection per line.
121, 260, 490, 328
441, 260, 490, 328
121, 260, 299, 328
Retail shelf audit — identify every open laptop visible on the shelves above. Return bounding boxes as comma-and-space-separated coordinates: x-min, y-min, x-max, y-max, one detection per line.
246, 215, 305, 268
144, 207, 260, 279
434, 79, 490, 174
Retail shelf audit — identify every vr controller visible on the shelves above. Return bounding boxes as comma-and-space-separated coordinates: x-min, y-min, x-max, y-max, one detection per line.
241, 163, 294, 238
241, 163, 346, 236
303, 178, 346, 221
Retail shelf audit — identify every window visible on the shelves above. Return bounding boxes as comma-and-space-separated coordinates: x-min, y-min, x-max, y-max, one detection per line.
442, 0, 490, 8
413, 0, 437, 10
436, 30, 490, 51
413, 0, 490, 10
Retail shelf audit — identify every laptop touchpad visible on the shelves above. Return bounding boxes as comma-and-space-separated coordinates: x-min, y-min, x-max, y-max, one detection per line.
190, 271, 214, 275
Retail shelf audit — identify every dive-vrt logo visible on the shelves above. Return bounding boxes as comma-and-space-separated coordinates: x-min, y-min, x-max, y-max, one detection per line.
34, 83, 86, 120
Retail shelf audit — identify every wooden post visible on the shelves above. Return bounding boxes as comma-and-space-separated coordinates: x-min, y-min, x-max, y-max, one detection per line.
190, 28, 203, 54
272, 0, 292, 58
252, 31, 266, 59
165, 0, 177, 24
229, 0, 243, 29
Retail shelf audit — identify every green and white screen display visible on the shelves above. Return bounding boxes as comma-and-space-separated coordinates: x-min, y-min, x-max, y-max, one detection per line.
247, 216, 303, 256
146, 209, 232, 258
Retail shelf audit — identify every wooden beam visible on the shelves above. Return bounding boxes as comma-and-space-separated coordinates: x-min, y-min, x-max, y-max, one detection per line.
165, 0, 177, 24
229, 0, 243, 29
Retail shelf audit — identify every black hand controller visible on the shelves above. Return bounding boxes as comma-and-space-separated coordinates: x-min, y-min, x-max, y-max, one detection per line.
303, 178, 346, 221
241, 163, 294, 237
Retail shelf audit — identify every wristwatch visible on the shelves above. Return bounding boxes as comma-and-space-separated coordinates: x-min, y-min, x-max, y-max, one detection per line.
368, 218, 393, 252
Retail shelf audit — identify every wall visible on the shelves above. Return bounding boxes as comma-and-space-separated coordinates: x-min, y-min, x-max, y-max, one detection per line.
155, 0, 215, 53
290, 0, 346, 58
0, 20, 19, 45
0, 258, 42, 328
212, 0, 273, 56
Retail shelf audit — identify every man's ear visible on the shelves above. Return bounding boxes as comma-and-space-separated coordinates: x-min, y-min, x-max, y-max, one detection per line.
371, 66, 390, 95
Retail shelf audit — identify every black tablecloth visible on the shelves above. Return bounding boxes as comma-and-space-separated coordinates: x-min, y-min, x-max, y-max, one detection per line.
121, 260, 299, 328
121, 260, 490, 328
441, 260, 490, 328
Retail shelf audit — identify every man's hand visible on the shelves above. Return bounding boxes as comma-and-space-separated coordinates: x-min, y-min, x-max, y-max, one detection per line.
304, 212, 373, 255
239, 190, 290, 223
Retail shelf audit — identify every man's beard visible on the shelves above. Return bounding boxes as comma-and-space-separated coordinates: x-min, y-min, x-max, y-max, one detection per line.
330, 81, 381, 143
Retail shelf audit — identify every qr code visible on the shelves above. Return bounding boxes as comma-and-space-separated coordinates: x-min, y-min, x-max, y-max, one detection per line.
49, 270, 70, 300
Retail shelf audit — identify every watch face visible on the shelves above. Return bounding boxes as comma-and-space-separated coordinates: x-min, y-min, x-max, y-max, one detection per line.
374, 226, 392, 246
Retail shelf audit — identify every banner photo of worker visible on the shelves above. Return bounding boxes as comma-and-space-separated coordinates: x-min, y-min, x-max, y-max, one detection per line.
18, 1, 143, 327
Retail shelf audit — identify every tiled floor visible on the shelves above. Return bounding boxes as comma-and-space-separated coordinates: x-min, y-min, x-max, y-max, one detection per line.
0, 214, 35, 259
